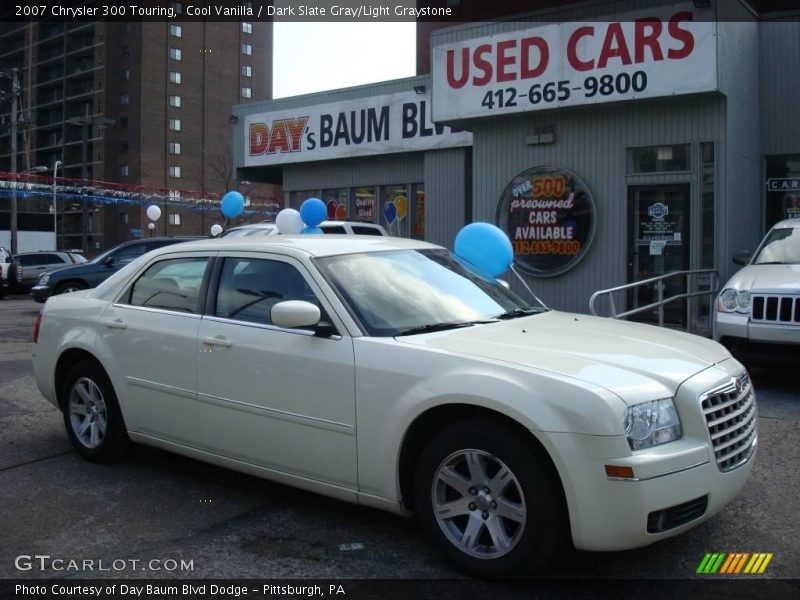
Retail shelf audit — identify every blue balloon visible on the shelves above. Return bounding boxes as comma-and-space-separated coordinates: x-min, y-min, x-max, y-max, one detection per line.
221, 191, 245, 218
454, 222, 514, 277
300, 197, 326, 227
383, 201, 397, 225
300, 226, 323, 234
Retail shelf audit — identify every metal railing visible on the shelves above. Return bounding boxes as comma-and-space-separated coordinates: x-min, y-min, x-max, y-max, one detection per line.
589, 269, 719, 336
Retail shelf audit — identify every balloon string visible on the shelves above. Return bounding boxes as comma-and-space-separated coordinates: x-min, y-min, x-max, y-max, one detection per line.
510, 265, 548, 309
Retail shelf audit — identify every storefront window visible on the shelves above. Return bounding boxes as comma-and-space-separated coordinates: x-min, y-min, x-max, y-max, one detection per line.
628, 145, 691, 173
290, 191, 320, 210
765, 155, 800, 229
323, 189, 348, 220
381, 185, 409, 237
412, 184, 425, 240
353, 187, 377, 222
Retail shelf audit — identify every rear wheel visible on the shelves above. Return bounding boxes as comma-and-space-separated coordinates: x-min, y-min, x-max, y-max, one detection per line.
413, 419, 567, 578
55, 280, 87, 295
61, 359, 131, 463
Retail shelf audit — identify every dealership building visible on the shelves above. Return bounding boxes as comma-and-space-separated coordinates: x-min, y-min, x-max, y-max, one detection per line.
232, 0, 799, 326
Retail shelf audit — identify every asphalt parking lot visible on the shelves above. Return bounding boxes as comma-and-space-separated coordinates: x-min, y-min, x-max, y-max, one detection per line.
0, 294, 798, 587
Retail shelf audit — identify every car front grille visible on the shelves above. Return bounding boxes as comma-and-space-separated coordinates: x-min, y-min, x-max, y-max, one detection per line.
751, 294, 800, 325
700, 373, 757, 472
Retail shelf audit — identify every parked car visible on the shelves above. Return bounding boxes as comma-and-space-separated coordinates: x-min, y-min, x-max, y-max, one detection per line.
13, 251, 87, 290
30, 237, 199, 303
32, 235, 756, 578
0, 246, 23, 299
715, 218, 800, 362
219, 220, 387, 238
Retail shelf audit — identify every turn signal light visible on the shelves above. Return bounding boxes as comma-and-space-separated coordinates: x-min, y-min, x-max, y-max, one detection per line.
605, 465, 635, 479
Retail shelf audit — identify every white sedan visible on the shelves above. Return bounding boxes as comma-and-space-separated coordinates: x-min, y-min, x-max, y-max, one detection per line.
32, 235, 756, 577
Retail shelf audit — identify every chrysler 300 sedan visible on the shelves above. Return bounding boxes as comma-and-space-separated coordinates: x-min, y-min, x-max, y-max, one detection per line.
32, 236, 756, 577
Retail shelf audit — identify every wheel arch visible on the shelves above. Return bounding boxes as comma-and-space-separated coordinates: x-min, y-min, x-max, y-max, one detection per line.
397, 403, 568, 519
54, 348, 111, 410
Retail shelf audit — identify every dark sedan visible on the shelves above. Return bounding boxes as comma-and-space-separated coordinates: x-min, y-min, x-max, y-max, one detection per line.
31, 237, 199, 303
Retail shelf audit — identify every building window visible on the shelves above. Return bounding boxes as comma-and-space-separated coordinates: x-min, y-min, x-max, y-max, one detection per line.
169, 142, 181, 155
171, 2, 182, 13
169, 47, 182, 61
169, 118, 181, 131
241, 65, 252, 77
382, 185, 409, 237
120, 116, 129, 128
242, 22, 253, 34
169, 71, 181, 84
120, 93, 130, 105
628, 145, 691, 174
169, 213, 181, 226
121, 68, 130, 81
170, 24, 182, 38
241, 87, 252, 99
242, 43, 252, 55
120, 165, 129, 176
120, 140, 128, 152
120, 212, 129, 225
169, 95, 181, 108
169, 165, 181, 178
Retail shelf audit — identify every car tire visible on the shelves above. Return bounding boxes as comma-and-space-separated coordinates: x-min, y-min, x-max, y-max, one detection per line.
61, 359, 132, 463
413, 419, 567, 578
55, 280, 87, 295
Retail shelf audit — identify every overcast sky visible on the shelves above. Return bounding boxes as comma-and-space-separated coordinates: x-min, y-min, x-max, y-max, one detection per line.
272, 23, 417, 98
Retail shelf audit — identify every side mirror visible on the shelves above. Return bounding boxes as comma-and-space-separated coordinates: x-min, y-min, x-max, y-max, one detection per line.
271, 300, 321, 330
102, 256, 116, 267
497, 279, 510, 290
732, 250, 752, 266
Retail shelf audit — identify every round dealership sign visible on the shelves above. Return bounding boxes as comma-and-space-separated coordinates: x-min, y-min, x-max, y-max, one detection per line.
495, 166, 596, 277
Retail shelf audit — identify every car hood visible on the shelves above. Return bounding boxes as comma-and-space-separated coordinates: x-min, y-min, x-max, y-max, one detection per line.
396, 311, 730, 405
723, 264, 800, 293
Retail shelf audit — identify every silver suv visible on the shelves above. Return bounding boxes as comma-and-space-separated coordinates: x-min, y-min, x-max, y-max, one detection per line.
715, 218, 800, 362
218, 221, 388, 238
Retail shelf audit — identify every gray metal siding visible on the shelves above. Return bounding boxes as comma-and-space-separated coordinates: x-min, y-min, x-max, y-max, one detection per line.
760, 20, 800, 155
471, 95, 726, 314
282, 153, 424, 191
424, 148, 469, 247
717, 18, 762, 277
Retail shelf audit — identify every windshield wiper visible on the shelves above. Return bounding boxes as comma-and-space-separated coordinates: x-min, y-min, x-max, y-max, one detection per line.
395, 319, 495, 336
494, 307, 546, 320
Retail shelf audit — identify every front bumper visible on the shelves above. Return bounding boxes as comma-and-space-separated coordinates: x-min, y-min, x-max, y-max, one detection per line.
544, 359, 756, 551
715, 311, 800, 345
30, 284, 52, 303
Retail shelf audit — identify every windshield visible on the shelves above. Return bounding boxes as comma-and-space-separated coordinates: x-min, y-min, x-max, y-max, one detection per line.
316, 249, 537, 336
753, 226, 800, 264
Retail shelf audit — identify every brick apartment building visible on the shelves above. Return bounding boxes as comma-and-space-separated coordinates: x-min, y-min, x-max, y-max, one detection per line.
0, 15, 278, 255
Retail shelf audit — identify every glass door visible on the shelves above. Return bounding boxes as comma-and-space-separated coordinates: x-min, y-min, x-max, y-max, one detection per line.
627, 184, 691, 327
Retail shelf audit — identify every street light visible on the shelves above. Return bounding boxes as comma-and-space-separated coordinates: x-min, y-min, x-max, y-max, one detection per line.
53, 160, 61, 251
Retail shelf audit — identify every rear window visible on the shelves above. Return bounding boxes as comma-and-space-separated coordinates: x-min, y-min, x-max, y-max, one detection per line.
320, 226, 347, 234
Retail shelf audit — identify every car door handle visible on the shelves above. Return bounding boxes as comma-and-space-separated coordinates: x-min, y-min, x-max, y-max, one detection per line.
201, 335, 233, 348
100, 319, 127, 330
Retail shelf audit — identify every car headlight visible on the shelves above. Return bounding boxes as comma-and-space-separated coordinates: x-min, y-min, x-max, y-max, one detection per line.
37, 273, 51, 285
624, 398, 682, 450
717, 288, 750, 313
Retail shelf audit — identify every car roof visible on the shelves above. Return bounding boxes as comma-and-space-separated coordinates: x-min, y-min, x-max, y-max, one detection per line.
154, 234, 440, 258
772, 219, 800, 229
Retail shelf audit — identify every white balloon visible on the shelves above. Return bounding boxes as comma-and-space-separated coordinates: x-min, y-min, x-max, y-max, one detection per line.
146, 205, 162, 221
147, 222, 156, 230
275, 208, 304, 234
210, 224, 223, 237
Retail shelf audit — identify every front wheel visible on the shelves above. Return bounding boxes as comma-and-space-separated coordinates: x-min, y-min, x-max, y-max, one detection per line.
413, 419, 567, 578
55, 280, 87, 295
62, 359, 131, 463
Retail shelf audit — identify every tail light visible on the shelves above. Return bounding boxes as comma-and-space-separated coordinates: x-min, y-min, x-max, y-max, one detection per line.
33, 311, 43, 343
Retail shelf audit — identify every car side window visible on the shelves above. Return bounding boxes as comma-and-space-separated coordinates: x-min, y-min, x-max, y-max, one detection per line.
320, 225, 347, 234
215, 258, 319, 326
114, 243, 148, 265
17, 255, 37, 266
351, 225, 383, 236
128, 257, 209, 313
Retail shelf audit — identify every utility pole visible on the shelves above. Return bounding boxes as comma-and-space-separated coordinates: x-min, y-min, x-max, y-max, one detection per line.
9, 68, 19, 255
